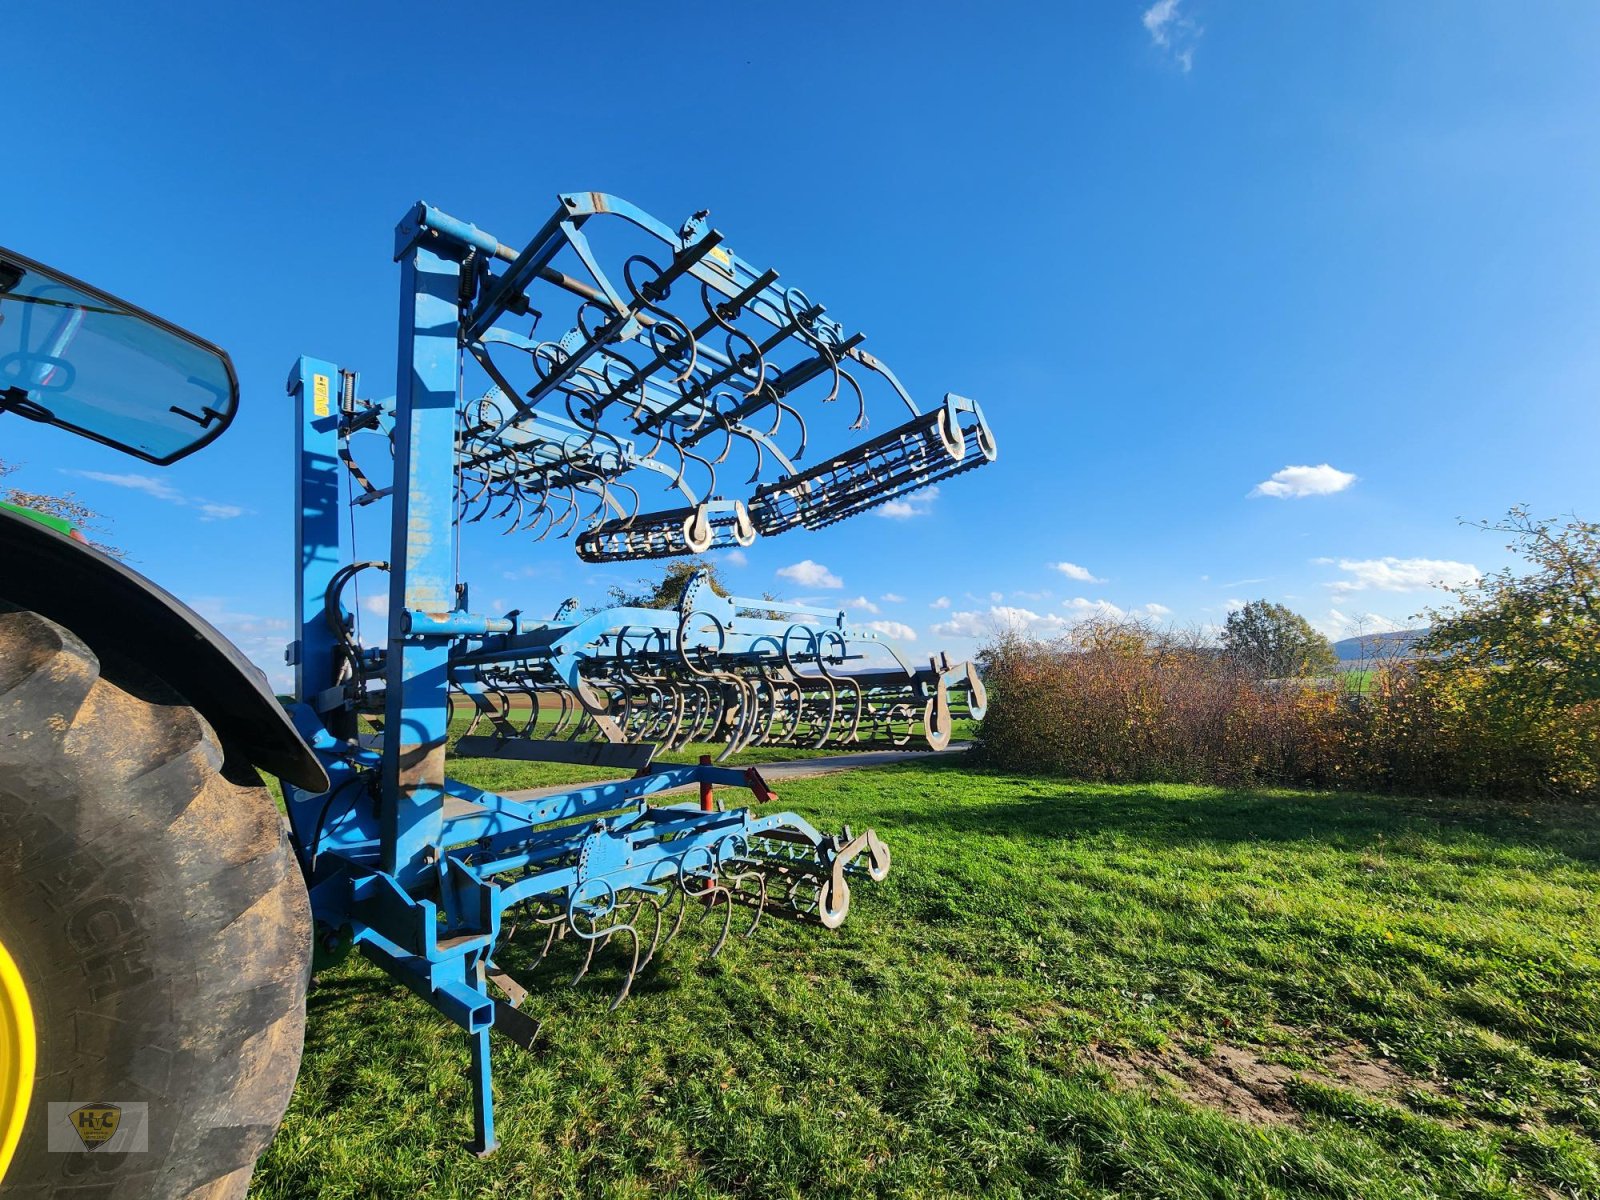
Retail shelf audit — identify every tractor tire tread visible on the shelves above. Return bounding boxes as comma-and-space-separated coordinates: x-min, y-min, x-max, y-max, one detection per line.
0, 610, 310, 1200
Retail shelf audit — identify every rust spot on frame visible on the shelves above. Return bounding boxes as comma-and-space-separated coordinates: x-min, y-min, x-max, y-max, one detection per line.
396, 742, 447, 791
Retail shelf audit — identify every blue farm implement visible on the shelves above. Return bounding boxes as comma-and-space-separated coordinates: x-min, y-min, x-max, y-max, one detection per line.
0, 188, 997, 1183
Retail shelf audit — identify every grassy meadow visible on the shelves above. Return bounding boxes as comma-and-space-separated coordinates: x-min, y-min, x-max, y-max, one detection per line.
253, 752, 1600, 1199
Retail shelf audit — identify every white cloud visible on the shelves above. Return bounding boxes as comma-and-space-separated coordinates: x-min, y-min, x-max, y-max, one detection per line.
66, 470, 183, 501
63, 469, 246, 519
1324, 556, 1479, 594
880, 592, 905, 604
1143, 0, 1179, 41
1143, 0, 1201, 70
724, 548, 748, 567
876, 485, 939, 520
777, 559, 842, 589
1062, 597, 1129, 621
842, 595, 881, 615
930, 598, 1172, 641
361, 593, 389, 621
1250, 464, 1358, 499
990, 591, 1005, 603
1052, 561, 1105, 583
864, 619, 917, 642
1225, 597, 1248, 612
932, 605, 1073, 640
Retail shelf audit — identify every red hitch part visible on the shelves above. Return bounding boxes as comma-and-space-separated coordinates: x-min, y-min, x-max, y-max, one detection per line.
699, 754, 716, 811
742, 766, 778, 806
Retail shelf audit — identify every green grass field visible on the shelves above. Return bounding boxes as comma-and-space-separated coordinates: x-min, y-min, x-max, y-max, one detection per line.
252, 754, 1600, 1199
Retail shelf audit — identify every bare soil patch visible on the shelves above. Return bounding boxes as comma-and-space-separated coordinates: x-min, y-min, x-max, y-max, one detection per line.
1088, 1037, 1429, 1127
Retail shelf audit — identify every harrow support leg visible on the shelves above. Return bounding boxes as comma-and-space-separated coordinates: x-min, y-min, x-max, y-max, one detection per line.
469, 958, 498, 1157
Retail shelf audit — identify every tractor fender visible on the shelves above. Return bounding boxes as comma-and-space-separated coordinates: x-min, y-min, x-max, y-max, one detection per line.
0, 504, 328, 792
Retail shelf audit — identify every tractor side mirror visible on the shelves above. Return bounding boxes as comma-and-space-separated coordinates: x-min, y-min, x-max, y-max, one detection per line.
0, 246, 238, 465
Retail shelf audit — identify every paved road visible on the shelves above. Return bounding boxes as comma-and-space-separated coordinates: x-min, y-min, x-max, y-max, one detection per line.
500, 742, 971, 803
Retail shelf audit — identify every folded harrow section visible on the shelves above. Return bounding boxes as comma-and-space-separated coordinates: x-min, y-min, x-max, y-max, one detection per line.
442, 571, 986, 763
407, 191, 998, 556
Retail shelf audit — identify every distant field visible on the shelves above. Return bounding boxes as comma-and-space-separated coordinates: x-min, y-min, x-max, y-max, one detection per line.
255, 758, 1600, 1199
1339, 668, 1374, 694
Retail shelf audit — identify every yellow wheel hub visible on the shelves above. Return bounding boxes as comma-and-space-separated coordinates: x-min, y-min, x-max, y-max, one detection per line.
0, 935, 34, 1182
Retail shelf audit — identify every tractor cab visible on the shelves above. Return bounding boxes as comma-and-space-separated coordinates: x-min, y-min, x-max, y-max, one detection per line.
0, 247, 237, 464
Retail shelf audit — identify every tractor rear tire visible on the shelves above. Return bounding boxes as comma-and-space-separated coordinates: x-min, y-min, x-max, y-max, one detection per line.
0, 610, 311, 1199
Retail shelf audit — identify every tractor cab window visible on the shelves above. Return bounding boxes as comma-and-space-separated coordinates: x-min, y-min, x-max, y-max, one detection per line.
0, 248, 237, 464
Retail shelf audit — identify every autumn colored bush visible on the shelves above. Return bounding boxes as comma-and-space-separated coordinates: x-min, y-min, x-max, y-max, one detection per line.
975, 620, 1599, 801
976, 621, 1332, 788
977, 510, 1599, 801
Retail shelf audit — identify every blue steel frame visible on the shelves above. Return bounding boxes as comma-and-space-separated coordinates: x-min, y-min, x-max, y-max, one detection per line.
280, 203, 902, 1154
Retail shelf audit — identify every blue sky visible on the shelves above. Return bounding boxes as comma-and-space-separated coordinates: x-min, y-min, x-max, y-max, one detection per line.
5, 1, 1598, 689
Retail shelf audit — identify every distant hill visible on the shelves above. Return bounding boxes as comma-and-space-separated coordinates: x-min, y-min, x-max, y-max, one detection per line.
1332, 628, 1429, 664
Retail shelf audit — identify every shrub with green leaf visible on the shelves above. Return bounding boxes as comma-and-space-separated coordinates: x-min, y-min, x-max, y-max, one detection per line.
978, 510, 1599, 801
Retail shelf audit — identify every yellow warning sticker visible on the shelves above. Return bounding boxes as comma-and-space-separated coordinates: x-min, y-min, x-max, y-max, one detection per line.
313, 374, 331, 418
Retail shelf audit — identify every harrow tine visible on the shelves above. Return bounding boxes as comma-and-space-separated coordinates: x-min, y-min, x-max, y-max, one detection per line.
570, 905, 642, 1010
635, 893, 669, 971
655, 884, 691, 959
699, 882, 735, 962
720, 869, 768, 939
607, 925, 643, 1009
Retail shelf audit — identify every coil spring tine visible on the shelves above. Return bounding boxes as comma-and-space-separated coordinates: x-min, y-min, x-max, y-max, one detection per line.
467, 476, 501, 525
462, 471, 494, 524
636, 894, 668, 971
778, 675, 805, 742
570, 909, 602, 987
680, 443, 718, 501
722, 869, 768, 939
530, 488, 564, 543
891, 701, 914, 747
704, 406, 738, 468
661, 882, 690, 952
699, 883, 735, 961
552, 487, 585, 540
538, 488, 574, 542
839, 367, 868, 431
605, 923, 642, 1010
512, 486, 550, 535
717, 678, 754, 762
553, 688, 575, 736
687, 681, 716, 747
518, 681, 540, 736
777, 400, 810, 462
